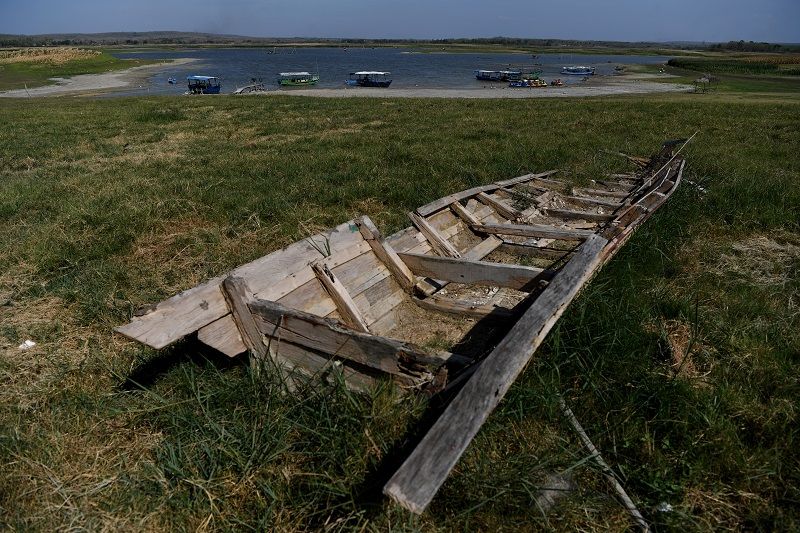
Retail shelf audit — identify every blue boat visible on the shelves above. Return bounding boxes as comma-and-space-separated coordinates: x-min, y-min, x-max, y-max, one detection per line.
561, 66, 596, 76
186, 75, 221, 94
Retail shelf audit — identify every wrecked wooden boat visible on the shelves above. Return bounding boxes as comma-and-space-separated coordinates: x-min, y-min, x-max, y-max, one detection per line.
115, 140, 688, 513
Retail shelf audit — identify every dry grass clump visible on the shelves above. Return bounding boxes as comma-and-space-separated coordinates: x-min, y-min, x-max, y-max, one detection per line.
716, 234, 800, 287
0, 47, 101, 65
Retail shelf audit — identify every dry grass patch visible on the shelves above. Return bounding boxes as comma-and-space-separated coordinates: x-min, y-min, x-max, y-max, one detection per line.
0, 48, 101, 65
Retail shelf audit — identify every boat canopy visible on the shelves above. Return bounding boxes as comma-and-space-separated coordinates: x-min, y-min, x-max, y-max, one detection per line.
279, 72, 312, 77
187, 76, 219, 82
351, 71, 390, 76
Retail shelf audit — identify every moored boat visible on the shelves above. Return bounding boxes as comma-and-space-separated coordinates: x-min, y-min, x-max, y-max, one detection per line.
474, 69, 522, 82
562, 65, 596, 76
278, 72, 320, 86
550, 78, 564, 86
186, 75, 221, 94
346, 71, 392, 87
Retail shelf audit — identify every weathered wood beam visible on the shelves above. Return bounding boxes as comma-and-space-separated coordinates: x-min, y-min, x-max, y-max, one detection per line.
564, 195, 624, 209
221, 277, 269, 360
470, 223, 593, 241
408, 212, 461, 258
544, 208, 616, 222
416, 185, 494, 217
414, 235, 504, 297
493, 170, 558, 188
449, 201, 482, 227
248, 298, 439, 376
311, 262, 370, 333
413, 295, 518, 321
398, 252, 550, 291
355, 216, 416, 293
573, 187, 630, 199
383, 234, 609, 514
476, 192, 522, 221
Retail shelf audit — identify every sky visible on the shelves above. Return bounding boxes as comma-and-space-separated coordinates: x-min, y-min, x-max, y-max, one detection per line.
1, 0, 799, 43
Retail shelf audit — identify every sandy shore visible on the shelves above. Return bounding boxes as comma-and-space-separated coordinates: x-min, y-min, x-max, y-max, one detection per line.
0, 58, 197, 98
248, 75, 692, 99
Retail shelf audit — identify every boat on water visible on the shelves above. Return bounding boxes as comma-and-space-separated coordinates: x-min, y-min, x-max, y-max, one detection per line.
278, 72, 320, 86
474, 69, 522, 82
186, 75, 221, 94
562, 65, 596, 76
346, 71, 392, 87
167, 77, 176, 85
116, 139, 689, 515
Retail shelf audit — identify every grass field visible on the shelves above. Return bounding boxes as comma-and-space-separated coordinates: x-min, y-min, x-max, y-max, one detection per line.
0, 91, 798, 531
0, 48, 155, 91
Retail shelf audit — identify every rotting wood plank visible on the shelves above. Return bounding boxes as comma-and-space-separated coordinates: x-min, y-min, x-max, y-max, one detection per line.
414, 235, 504, 297
564, 195, 624, 209
470, 223, 593, 241
573, 187, 630, 199
116, 220, 365, 350
494, 170, 558, 188
476, 192, 522, 221
197, 314, 246, 356
312, 262, 370, 333
413, 295, 518, 321
408, 212, 462, 258
544, 207, 616, 222
398, 252, 550, 291
221, 277, 268, 360
498, 242, 575, 261
449, 201, 482, 227
355, 216, 415, 293
383, 234, 609, 514
416, 185, 494, 217
248, 298, 439, 375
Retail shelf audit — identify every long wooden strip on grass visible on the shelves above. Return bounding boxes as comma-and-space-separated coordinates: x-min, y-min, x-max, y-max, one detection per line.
384, 234, 609, 514
398, 252, 549, 291
471, 223, 593, 241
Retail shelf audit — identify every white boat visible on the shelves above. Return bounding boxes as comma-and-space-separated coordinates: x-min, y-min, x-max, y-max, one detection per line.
562, 66, 596, 76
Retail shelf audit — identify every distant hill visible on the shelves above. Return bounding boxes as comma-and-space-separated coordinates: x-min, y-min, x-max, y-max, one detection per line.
1, 32, 797, 53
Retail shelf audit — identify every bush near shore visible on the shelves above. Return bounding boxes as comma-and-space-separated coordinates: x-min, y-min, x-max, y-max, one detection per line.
0, 93, 798, 531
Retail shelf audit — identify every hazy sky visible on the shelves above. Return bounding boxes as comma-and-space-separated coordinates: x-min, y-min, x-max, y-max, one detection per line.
2, 0, 798, 43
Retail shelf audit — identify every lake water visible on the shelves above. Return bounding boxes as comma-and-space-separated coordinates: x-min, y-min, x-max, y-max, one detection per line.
113, 47, 672, 95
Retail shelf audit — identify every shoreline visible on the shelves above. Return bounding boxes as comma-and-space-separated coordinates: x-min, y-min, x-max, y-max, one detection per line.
0, 58, 198, 98
0, 64, 691, 99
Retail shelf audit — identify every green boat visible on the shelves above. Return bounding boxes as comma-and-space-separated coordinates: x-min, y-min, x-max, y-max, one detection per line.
278, 72, 320, 86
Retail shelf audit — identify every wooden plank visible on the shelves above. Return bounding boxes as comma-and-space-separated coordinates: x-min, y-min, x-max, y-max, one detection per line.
355, 216, 415, 293
471, 223, 593, 241
476, 192, 522, 221
197, 314, 246, 357
413, 295, 517, 321
221, 277, 268, 359
494, 170, 558, 188
544, 208, 616, 222
414, 235, 504, 297
384, 234, 609, 514
115, 220, 365, 349
498, 242, 574, 261
398, 252, 549, 291
408, 212, 461, 258
564, 195, 623, 209
312, 262, 370, 333
416, 184, 494, 217
249, 298, 442, 374
449, 201, 482, 227
573, 187, 630, 199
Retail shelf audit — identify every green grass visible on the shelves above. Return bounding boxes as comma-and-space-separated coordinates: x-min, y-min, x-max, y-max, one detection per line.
0, 92, 798, 531
0, 50, 154, 91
